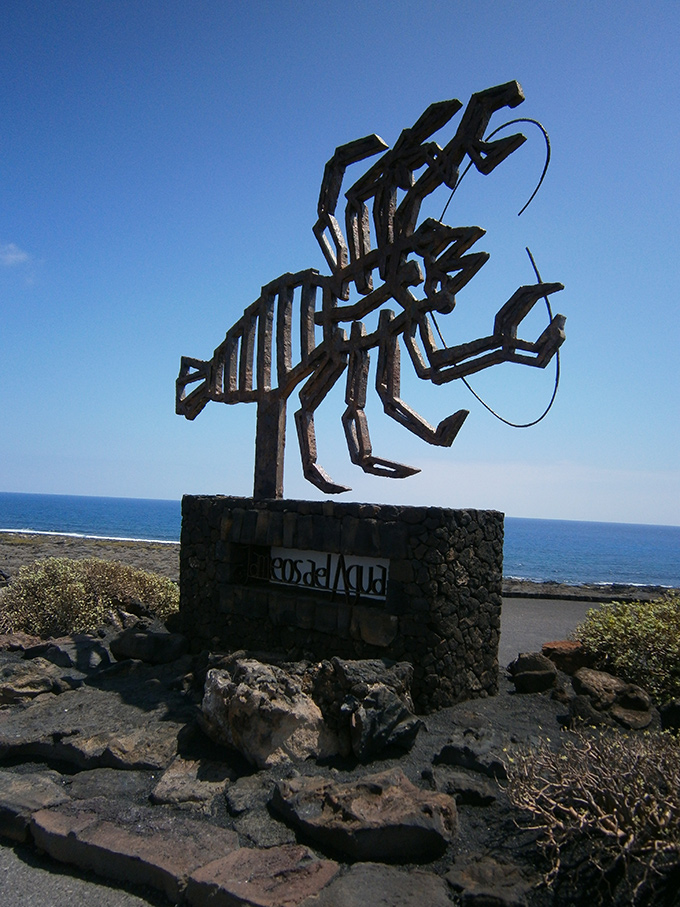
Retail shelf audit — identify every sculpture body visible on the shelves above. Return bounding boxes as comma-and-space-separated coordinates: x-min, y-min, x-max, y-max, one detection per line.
177, 81, 566, 499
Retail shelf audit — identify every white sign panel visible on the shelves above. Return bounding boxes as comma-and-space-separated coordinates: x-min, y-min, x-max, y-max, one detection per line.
269, 547, 388, 600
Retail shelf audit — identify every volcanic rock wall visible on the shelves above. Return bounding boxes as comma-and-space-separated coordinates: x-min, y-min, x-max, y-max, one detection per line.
179, 496, 503, 712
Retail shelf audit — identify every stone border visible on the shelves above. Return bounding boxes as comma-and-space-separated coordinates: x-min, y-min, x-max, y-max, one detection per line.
179, 496, 503, 712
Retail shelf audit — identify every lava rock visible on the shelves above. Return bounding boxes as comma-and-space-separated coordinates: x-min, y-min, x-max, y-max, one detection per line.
542, 639, 591, 674
186, 844, 339, 907
271, 767, 457, 863
308, 862, 452, 907
570, 668, 656, 730
346, 683, 423, 762
423, 766, 497, 806
507, 652, 557, 693
200, 660, 339, 768
25, 635, 111, 671
446, 855, 532, 906
434, 729, 507, 780
572, 667, 627, 708
0, 657, 81, 704
110, 627, 187, 664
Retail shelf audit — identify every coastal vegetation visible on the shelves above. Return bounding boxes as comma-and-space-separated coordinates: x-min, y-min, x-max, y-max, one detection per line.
508, 730, 680, 904
0, 556, 179, 637
507, 594, 680, 902
573, 593, 680, 704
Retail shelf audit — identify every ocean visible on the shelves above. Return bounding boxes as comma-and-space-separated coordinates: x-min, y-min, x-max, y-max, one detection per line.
0, 492, 678, 587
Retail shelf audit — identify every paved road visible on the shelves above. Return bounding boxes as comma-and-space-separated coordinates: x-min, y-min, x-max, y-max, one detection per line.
499, 595, 599, 668
1, 596, 601, 906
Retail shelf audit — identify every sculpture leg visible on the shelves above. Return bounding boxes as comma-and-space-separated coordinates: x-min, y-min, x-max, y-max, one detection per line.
342, 322, 420, 478
377, 310, 469, 446
294, 356, 350, 494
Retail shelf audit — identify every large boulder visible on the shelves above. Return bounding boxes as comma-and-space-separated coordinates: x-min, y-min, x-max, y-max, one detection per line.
541, 639, 591, 674
200, 660, 339, 768
345, 683, 423, 762
271, 767, 457, 863
312, 657, 421, 760
572, 667, 627, 707
570, 668, 656, 730
200, 656, 422, 767
507, 652, 557, 693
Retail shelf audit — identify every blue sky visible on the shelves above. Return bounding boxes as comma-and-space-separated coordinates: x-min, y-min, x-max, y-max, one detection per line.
1, 1, 678, 525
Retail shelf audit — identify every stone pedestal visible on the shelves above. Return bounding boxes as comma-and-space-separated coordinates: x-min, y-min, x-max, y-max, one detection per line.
179, 496, 503, 713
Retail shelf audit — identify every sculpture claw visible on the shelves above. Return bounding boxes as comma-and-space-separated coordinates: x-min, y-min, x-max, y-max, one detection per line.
435, 409, 469, 447
534, 313, 566, 367
303, 462, 351, 495
359, 456, 420, 479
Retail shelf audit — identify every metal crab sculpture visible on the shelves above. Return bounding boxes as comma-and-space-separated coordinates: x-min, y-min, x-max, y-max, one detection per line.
176, 81, 566, 500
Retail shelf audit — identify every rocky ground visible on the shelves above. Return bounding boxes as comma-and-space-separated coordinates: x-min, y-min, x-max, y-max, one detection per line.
0, 624, 572, 906
0, 534, 676, 906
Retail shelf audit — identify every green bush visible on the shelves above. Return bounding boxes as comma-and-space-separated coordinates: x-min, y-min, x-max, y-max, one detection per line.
0, 557, 179, 637
573, 593, 680, 704
507, 730, 680, 905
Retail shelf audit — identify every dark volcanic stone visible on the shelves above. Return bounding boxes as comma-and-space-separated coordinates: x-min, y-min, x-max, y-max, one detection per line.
271, 768, 457, 863
572, 668, 626, 708
541, 639, 591, 674
110, 627, 188, 664
508, 652, 557, 693
0, 660, 196, 771
30, 803, 239, 903
0, 657, 79, 703
347, 684, 423, 762
434, 729, 508, 780
25, 635, 112, 671
446, 855, 532, 906
186, 845, 339, 907
0, 769, 70, 842
308, 862, 452, 907
423, 766, 497, 806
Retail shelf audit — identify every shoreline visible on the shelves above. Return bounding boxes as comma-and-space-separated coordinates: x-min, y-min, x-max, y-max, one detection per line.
0, 532, 676, 601
0, 528, 178, 545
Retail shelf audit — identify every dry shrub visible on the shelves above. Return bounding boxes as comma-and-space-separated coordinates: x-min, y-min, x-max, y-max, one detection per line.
0, 557, 179, 637
507, 730, 680, 905
573, 593, 680, 704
